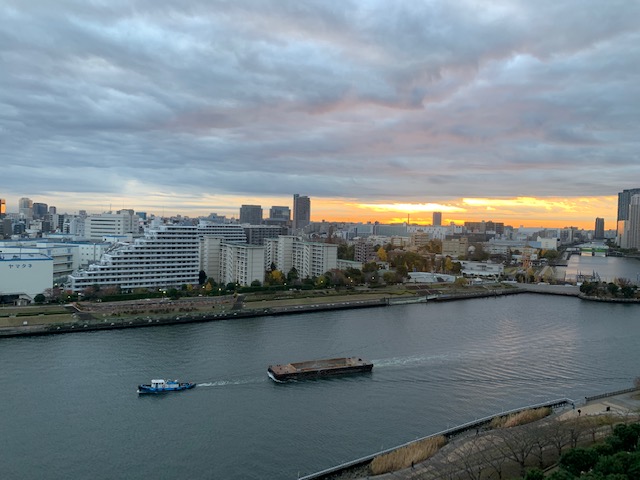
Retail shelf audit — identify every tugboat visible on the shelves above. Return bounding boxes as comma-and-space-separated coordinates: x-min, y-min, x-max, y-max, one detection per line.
137, 379, 196, 394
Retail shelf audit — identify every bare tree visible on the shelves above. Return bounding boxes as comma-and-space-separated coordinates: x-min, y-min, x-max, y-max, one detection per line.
545, 420, 573, 457
495, 425, 537, 478
447, 435, 489, 480
528, 426, 552, 470
478, 433, 510, 479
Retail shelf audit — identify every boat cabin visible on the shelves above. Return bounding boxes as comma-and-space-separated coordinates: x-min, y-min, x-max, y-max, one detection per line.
151, 379, 166, 388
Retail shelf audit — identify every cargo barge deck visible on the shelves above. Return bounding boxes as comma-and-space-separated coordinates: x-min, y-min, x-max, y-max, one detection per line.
268, 357, 373, 381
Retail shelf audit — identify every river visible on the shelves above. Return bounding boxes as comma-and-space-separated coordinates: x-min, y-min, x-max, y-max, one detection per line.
1, 293, 639, 479
557, 253, 640, 283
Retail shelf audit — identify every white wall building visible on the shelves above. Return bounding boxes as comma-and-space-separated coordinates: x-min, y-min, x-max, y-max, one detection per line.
221, 243, 265, 286
536, 236, 560, 251
0, 253, 53, 303
265, 236, 338, 279
459, 261, 504, 277
84, 211, 137, 240
0, 241, 80, 284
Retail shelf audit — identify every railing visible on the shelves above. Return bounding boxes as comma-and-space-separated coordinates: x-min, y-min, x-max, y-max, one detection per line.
585, 387, 638, 402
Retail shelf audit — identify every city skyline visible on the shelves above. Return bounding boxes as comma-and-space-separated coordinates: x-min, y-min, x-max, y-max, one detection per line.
2, 2, 638, 230
0, 192, 618, 231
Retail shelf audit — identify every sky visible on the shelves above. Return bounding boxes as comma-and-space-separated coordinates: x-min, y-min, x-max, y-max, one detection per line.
1, 1, 639, 229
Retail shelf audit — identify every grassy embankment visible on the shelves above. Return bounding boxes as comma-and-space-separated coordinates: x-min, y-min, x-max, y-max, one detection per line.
0, 305, 75, 328
0, 282, 517, 330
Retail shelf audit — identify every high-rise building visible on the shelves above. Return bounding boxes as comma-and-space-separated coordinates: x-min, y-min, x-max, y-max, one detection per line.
18, 197, 33, 220
33, 202, 48, 219
594, 217, 605, 240
239, 205, 263, 225
620, 195, 640, 249
292, 194, 311, 232
617, 188, 640, 222
433, 211, 442, 226
269, 206, 290, 223
265, 235, 338, 279
48, 206, 57, 215
68, 224, 201, 292
0, 198, 6, 217
84, 211, 138, 239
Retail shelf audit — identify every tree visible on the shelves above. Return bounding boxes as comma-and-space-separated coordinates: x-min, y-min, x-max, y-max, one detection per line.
264, 270, 285, 286
250, 280, 261, 287
607, 283, 620, 297
287, 267, 299, 284
496, 425, 537, 478
377, 246, 388, 262
315, 274, 331, 288
382, 271, 401, 284
344, 267, 363, 285
198, 270, 207, 285
444, 257, 454, 273
337, 243, 355, 260
362, 262, 379, 273
34, 293, 46, 304
559, 447, 599, 476
524, 469, 545, 480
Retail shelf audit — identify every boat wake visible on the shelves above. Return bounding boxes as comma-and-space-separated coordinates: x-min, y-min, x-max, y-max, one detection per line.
196, 376, 265, 387
372, 353, 456, 368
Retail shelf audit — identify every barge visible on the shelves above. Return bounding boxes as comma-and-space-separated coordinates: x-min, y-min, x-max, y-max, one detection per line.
267, 357, 373, 382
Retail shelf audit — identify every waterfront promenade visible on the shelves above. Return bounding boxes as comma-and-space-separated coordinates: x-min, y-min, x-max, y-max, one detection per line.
304, 388, 640, 480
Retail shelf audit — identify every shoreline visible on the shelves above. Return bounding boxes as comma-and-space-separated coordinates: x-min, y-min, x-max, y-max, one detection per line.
2, 282, 638, 338
0, 286, 526, 338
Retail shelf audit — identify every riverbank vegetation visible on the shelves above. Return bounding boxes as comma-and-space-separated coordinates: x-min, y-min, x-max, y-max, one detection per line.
369, 435, 447, 475
579, 280, 639, 300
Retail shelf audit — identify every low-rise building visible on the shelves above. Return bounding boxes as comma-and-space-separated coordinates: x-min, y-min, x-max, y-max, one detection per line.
0, 252, 53, 304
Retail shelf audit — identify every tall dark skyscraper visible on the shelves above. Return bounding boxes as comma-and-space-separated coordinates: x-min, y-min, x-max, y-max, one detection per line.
292, 194, 311, 232
269, 206, 291, 222
617, 188, 640, 222
594, 217, 605, 239
239, 204, 263, 225
432, 211, 442, 226
33, 202, 48, 219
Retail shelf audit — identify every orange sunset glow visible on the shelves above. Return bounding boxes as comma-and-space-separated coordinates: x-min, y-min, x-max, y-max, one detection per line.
308, 196, 617, 230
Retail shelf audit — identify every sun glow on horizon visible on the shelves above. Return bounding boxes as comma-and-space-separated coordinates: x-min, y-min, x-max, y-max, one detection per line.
31, 193, 617, 231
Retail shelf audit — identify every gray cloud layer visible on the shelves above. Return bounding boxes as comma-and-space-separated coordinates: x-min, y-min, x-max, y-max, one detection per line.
1, 0, 639, 213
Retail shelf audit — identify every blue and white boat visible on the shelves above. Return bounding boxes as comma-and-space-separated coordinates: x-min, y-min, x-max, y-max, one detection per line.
137, 379, 196, 394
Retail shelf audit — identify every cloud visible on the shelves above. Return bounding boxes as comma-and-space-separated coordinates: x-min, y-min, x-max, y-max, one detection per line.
0, 0, 638, 228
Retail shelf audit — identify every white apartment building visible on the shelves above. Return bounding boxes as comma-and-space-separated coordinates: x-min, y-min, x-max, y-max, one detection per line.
221, 243, 265, 286
266, 236, 338, 279
197, 222, 247, 243
200, 236, 223, 283
67, 224, 200, 292
84, 211, 138, 240
406, 225, 449, 240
